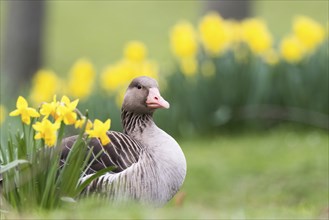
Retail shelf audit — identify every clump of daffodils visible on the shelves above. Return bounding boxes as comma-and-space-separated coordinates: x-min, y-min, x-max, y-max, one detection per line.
169, 12, 327, 76
170, 21, 198, 76
10, 95, 111, 147
279, 16, 326, 63
100, 41, 159, 107
29, 59, 96, 106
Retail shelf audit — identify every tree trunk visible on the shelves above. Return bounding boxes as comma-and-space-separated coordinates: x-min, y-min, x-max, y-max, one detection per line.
204, 0, 250, 20
2, 0, 45, 91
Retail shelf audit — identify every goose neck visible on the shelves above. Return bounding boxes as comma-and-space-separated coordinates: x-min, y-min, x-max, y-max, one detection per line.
121, 109, 154, 135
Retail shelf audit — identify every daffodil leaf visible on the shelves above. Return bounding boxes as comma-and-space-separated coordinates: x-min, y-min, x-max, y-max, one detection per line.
76, 166, 115, 194
0, 159, 30, 174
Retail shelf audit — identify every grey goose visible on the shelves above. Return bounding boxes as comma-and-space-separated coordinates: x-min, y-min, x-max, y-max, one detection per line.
60, 76, 187, 207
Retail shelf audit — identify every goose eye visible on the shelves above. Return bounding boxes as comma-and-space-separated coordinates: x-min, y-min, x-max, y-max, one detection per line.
137, 85, 142, 90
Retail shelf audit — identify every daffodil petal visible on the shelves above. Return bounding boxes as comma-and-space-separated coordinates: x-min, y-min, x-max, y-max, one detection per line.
34, 133, 42, 139
104, 119, 111, 130
100, 135, 110, 145
93, 119, 102, 127
32, 122, 42, 131
27, 108, 40, 117
17, 96, 28, 108
70, 99, 79, 109
9, 109, 20, 116
85, 129, 93, 136
22, 115, 31, 125
61, 95, 70, 105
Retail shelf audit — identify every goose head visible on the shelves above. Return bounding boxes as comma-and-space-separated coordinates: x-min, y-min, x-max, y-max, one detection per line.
122, 76, 169, 114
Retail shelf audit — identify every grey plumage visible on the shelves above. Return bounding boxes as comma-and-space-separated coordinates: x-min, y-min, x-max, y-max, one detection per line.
60, 76, 186, 206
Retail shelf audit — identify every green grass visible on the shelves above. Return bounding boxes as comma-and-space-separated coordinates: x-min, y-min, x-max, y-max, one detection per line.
2, 126, 328, 219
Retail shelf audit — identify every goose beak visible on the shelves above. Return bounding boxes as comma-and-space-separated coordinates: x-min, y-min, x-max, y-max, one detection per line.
146, 87, 170, 109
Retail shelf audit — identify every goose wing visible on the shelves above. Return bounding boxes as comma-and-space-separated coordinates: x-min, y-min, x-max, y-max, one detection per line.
60, 131, 144, 175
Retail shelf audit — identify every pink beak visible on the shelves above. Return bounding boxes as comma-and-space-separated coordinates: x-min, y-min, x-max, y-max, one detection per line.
146, 87, 170, 109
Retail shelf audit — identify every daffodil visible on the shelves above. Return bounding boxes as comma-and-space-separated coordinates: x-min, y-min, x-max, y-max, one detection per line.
75, 116, 93, 130
100, 63, 132, 92
67, 59, 95, 99
0, 105, 6, 125
293, 16, 325, 53
280, 35, 305, 63
30, 69, 59, 105
40, 95, 60, 120
9, 96, 40, 125
170, 21, 198, 59
199, 12, 230, 55
241, 18, 273, 55
86, 119, 111, 145
56, 96, 79, 125
33, 118, 60, 147
124, 41, 147, 62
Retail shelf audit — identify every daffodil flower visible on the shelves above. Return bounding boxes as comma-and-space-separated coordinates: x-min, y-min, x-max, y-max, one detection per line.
9, 96, 40, 125
40, 95, 60, 120
56, 96, 79, 125
75, 116, 93, 130
86, 119, 111, 145
33, 118, 60, 147
67, 59, 95, 99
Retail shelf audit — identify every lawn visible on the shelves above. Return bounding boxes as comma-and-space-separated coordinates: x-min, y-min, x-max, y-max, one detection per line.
2, 126, 328, 219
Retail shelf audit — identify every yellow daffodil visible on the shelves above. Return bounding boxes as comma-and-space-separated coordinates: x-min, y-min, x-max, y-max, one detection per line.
56, 96, 79, 125
9, 96, 40, 125
40, 95, 60, 120
75, 117, 93, 130
33, 118, 60, 147
280, 35, 305, 63
100, 58, 159, 94
199, 12, 230, 55
124, 41, 147, 62
241, 18, 273, 55
100, 63, 132, 92
293, 16, 325, 53
67, 59, 95, 99
170, 21, 198, 59
86, 119, 111, 145
0, 105, 6, 125
30, 69, 59, 105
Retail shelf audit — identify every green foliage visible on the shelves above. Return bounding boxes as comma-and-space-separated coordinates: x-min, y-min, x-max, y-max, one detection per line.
159, 42, 328, 136
0, 116, 112, 212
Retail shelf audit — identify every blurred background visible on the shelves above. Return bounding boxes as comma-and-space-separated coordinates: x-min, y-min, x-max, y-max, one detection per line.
0, 0, 328, 219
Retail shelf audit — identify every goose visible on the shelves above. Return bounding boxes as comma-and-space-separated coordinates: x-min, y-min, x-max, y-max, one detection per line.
60, 76, 187, 207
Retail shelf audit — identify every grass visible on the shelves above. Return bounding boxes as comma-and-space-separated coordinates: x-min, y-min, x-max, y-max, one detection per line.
2, 126, 328, 219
